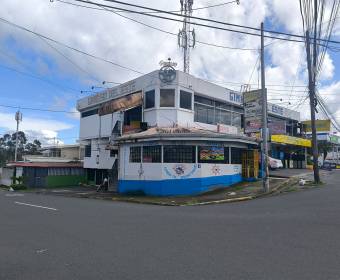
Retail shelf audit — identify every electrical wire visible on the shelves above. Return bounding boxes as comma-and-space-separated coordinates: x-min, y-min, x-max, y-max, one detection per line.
0, 104, 79, 114
55, 0, 257, 51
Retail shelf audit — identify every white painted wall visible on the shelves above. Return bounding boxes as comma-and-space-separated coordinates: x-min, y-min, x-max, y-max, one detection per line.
119, 145, 242, 182
84, 139, 116, 169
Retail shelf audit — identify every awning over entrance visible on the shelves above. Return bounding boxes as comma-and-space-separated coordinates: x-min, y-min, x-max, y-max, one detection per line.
271, 135, 311, 148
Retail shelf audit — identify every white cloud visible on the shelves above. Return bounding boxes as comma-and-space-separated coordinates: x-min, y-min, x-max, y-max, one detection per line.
0, 110, 73, 145
0, 0, 339, 124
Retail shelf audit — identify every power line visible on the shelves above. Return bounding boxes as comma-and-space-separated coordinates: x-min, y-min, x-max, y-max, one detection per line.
0, 61, 79, 93
0, 17, 144, 75
55, 0, 257, 51
64, 0, 306, 43
83, 0, 340, 44
0, 104, 79, 114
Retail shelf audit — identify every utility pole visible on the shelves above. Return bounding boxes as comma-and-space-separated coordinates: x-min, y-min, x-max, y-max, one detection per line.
306, 30, 320, 183
178, 0, 195, 73
14, 110, 22, 162
261, 22, 269, 192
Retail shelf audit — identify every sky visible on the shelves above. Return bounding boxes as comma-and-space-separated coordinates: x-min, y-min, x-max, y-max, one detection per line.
0, 0, 340, 145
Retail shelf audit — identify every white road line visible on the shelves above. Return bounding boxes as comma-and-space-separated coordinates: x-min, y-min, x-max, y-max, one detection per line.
14, 201, 58, 211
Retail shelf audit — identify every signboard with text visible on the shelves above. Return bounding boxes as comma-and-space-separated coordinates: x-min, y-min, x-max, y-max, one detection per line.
302, 119, 331, 133
244, 89, 263, 133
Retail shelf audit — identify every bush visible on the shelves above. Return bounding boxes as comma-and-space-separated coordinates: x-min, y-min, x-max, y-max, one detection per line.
10, 184, 27, 191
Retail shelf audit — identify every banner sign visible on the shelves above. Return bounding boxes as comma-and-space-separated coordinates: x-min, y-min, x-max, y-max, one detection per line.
268, 121, 286, 135
199, 146, 224, 161
330, 135, 340, 145
98, 91, 142, 116
244, 89, 263, 133
271, 134, 311, 147
302, 119, 331, 133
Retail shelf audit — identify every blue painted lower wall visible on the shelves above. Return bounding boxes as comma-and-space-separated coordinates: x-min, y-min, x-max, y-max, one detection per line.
118, 174, 242, 196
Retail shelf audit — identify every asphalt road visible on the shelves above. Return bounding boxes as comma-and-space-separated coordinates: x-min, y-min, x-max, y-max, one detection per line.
1, 171, 340, 280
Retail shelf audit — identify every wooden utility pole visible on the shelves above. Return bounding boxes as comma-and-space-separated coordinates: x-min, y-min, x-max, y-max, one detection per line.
306, 30, 320, 183
261, 22, 269, 192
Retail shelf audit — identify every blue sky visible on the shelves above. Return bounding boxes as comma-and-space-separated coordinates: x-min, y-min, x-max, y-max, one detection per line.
0, 0, 340, 145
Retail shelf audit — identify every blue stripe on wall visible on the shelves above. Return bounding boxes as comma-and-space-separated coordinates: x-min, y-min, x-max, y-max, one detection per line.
118, 174, 242, 196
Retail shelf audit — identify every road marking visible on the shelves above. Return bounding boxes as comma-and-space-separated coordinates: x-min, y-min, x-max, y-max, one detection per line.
36, 249, 48, 254
5, 193, 24, 197
14, 201, 58, 211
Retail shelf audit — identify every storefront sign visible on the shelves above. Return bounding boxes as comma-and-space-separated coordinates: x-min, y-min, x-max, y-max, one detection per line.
217, 123, 238, 134
302, 119, 331, 133
98, 91, 142, 116
229, 91, 243, 103
244, 89, 263, 133
268, 121, 286, 135
199, 146, 224, 161
271, 134, 311, 147
330, 135, 340, 145
87, 81, 137, 106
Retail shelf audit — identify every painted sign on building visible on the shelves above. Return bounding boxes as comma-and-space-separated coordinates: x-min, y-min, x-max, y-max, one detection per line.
244, 89, 263, 133
98, 91, 142, 116
302, 119, 331, 133
271, 135, 311, 147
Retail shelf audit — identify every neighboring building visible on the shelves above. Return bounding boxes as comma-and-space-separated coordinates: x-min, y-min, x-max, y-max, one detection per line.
77, 69, 304, 195
1, 145, 86, 188
2, 162, 85, 188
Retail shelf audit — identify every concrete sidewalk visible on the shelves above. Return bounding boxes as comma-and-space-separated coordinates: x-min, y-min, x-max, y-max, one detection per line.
6, 168, 327, 206
269, 168, 312, 178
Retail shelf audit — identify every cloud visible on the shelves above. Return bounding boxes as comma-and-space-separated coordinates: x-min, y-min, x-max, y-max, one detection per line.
0, 0, 339, 125
0, 110, 73, 145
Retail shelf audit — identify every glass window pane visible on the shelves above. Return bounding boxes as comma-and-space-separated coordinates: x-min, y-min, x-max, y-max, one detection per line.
143, 146, 161, 163
164, 146, 195, 163
232, 113, 241, 128
160, 89, 175, 107
220, 110, 231, 125
144, 90, 155, 109
180, 90, 192, 110
130, 147, 141, 163
231, 147, 242, 164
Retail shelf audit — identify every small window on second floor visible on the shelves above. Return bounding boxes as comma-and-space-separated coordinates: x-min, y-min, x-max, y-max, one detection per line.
85, 145, 91, 157
160, 89, 175, 107
144, 90, 155, 109
180, 90, 192, 110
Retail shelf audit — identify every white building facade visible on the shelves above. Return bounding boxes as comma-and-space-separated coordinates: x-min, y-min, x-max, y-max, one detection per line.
77, 69, 300, 195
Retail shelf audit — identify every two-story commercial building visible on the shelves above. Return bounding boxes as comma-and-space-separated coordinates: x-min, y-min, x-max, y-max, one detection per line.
77, 68, 306, 195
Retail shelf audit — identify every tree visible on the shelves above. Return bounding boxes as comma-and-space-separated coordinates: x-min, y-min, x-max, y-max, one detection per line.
318, 141, 333, 160
0, 131, 42, 166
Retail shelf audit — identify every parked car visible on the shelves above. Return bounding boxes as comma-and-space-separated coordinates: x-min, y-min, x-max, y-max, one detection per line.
268, 157, 283, 170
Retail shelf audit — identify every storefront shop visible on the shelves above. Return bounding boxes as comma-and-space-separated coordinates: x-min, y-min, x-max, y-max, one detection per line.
270, 135, 311, 169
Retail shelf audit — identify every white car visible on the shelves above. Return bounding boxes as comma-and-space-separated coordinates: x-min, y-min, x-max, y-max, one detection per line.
268, 157, 283, 169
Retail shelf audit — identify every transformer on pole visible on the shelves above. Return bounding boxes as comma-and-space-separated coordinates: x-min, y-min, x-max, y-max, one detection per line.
178, 0, 195, 73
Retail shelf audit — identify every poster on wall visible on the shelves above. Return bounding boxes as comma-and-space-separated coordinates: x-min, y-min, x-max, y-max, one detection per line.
199, 146, 224, 161
243, 89, 263, 133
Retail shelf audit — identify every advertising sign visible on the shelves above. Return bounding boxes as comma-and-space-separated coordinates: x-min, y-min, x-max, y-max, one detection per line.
302, 120, 331, 133
244, 89, 263, 133
271, 135, 311, 147
199, 146, 224, 161
268, 121, 286, 135
330, 135, 340, 145
98, 91, 142, 116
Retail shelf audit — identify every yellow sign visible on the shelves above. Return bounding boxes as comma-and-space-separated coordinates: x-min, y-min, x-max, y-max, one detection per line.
271, 135, 311, 147
302, 120, 331, 133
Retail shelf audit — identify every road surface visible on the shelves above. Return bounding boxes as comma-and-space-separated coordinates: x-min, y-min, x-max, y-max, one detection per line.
1, 170, 340, 280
